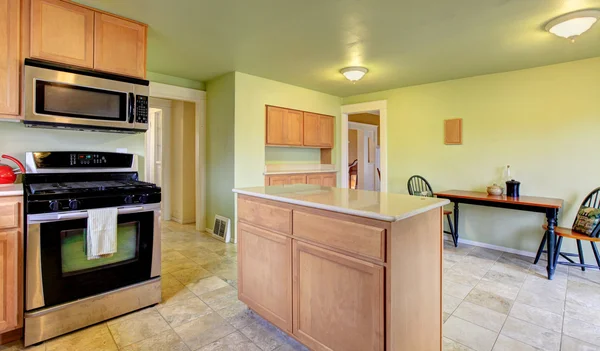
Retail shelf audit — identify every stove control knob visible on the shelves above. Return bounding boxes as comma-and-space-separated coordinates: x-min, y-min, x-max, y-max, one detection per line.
49, 200, 60, 212
138, 194, 149, 204
68, 199, 81, 210
124, 195, 134, 204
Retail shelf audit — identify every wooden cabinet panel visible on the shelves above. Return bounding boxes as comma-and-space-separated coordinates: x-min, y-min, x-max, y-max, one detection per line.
266, 106, 303, 146
238, 223, 292, 332
306, 174, 321, 185
238, 196, 292, 234
30, 0, 94, 68
318, 115, 334, 148
268, 175, 291, 186
0, 199, 19, 230
293, 241, 384, 351
0, 229, 19, 333
303, 113, 334, 148
94, 13, 146, 78
289, 174, 306, 185
0, 0, 20, 117
321, 173, 336, 187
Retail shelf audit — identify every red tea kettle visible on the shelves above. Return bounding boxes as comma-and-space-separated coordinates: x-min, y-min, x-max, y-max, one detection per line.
0, 155, 26, 185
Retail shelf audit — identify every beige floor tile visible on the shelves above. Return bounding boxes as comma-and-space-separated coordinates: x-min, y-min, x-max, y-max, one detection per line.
196, 331, 261, 351
444, 280, 474, 299
107, 309, 171, 348
174, 312, 236, 350
568, 268, 600, 286
187, 276, 231, 297
515, 289, 564, 315
468, 247, 504, 261
500, 317, 560, 351
216, 300, 259, 329
162, 250, 188, 262
453, 301, 507, 332
444, 241, 475, 256
120, 329, 190, 351
0, 340, 46, 351
561, 335, 600, 351
565, 301, 600, 327
475, 279, 520, 300
563, 317, 600, 347
521, 277, 566, 301
161, 275, 199, 305
486, 265, 528, 286
509, 302, 562, 333
200, 285, 239, 310
444, 269, 482, 288
492, 335, 542, 351
45, 324, 117, 351
171, 266, 214, 285
452, 262, 491, 279
497, 253, 532, 271
273, 341, 310, 351
106, 307, 157, 326
162, 258, 204, 274
443, 337, 475, 350
567, 280, 600, 311
444, 294, 463, 314
157, 296, 213, 327
179, 248, 223, 265
444, 312, 452, 323
240, 320, 288, 351
465, 289, 513, 314
443, 316, 497, 351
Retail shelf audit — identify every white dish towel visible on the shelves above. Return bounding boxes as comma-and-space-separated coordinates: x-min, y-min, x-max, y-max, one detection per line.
87, 207, 118, 260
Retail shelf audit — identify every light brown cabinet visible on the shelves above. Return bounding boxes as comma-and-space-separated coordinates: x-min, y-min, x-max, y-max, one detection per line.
94, 13, 146, 78
237, 223, 292, 332
303, 113, 334, 148
0, 196, 23, 342
266, 106, 304, 146
0, 0, 20, 117
30, 0, 94, 68
293, 240, 384, 351
266, 172, 336, 187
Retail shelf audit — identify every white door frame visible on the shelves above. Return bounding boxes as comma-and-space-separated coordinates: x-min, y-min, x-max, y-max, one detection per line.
348, 121, 378, 190
149, 82, 207, 231
341, 100, 388, 192
147, 98, 172, 221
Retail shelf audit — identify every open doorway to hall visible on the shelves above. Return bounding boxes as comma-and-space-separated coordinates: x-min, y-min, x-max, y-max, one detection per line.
145, 97, 197, 225
348, 113, 380, 191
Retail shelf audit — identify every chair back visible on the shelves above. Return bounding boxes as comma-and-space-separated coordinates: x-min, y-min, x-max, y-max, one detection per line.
407, 175, 434, 197
575, 187, 600, 238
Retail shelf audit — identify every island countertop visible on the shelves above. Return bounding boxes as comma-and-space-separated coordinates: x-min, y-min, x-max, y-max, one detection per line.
233, 184, 449, 222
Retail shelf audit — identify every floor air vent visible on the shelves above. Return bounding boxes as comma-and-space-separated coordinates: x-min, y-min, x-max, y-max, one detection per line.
211, 215, 231, 243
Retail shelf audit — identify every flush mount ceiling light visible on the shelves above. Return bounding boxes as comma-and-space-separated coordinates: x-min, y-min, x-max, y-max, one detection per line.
340, 67, 368, 82
545, 10, 600, 42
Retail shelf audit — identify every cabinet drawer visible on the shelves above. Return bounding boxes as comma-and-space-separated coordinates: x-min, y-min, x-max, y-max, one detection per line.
238, 196, 292, 234
0, 199, 20, 230
293, 211, 385, 262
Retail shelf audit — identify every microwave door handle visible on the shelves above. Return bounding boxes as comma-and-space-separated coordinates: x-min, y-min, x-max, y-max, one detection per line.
128, 92, 135, 123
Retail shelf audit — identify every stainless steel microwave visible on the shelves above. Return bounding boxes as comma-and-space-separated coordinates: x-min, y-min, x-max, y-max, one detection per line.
24, 59, 149, 133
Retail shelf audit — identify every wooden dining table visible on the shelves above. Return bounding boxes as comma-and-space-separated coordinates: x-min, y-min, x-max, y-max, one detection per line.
435, 190, 564, 280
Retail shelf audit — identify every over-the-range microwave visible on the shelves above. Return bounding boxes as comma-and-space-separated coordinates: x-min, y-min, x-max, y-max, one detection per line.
24, 59, 149, 134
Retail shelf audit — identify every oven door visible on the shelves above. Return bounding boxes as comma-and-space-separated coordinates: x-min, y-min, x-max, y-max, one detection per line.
26, 204, 161, 311
24, 63, 142, 131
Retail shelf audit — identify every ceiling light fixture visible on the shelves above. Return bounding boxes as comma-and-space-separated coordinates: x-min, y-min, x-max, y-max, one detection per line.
340, 67, 368, 82
545, 9, 600, 42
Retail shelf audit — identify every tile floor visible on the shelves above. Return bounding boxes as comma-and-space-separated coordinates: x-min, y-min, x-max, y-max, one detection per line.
3, 221, 600, 350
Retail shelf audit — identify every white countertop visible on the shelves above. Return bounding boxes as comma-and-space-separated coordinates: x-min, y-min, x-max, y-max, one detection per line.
233, 185, 449, 222
0, 183, 23, 197
264, 170, 338, 175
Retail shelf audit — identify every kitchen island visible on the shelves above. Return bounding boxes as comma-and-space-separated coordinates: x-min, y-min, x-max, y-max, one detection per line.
233, 185, 449, 351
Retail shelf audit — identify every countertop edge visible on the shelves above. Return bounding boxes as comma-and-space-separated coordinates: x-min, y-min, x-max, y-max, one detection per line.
233, 189, 450, 222
0, 184, 24, 197
264, 170, 339, 175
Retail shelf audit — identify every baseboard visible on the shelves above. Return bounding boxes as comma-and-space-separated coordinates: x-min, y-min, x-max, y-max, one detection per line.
444, 234, 536, 258
0, 328, 22, 345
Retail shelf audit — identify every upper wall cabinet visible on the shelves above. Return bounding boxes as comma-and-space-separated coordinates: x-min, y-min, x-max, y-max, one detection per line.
0, 0, 20, 116
30, 0, 94, 68
94, 13, 146, 78
266, 106, 304, 146
304, 113, 334, 148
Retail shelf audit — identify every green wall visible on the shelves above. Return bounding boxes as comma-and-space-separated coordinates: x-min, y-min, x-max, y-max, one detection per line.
265, 147, 321, 164
205, 73, 236, 229
147, 71, 205, 90
343, 57, 600, 255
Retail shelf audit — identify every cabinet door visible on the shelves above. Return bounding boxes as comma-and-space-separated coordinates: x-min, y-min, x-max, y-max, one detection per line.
0, 0, 19, 117
318, 115, 334, 148
266, 106, 303, 146
321, 173, 336, 187
94, 13, 146, 78
306, 174, 321, 185
304, 113, 334, 148
30, 0, 94, 68
289, 174, 307, 185
293, 241, 384, 351
0, 230, 19, 332
269, 175, 290, 186
238, 223, 292, 332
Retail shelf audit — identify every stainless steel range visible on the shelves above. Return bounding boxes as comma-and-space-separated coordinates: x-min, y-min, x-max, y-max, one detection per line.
23, 151, 161, 346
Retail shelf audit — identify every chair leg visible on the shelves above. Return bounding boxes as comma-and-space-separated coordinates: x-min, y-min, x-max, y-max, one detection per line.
554, 236, 563, 268
446, 214, 457, 247
577, 240, 586, 271
591, 242, 600, 269
534, 231, 547, 264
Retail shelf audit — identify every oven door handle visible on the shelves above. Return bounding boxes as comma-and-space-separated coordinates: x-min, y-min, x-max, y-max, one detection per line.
56, 212, 88, 220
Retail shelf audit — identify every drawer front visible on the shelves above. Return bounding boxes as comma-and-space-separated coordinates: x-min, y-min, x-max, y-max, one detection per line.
0, 199, 20, 230
238, 196, 292, 234
293, 211, 385, 262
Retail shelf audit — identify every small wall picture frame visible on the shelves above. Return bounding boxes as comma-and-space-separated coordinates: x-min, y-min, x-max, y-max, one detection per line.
444, 118, 462, 145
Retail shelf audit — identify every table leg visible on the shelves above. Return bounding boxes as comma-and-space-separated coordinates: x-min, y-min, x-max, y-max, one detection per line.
453, 202, 460, 243
545, 208, 558, 280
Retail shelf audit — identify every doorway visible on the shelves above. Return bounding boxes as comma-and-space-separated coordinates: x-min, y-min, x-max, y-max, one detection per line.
146, 98, 171, 220
341, 101, 388, 192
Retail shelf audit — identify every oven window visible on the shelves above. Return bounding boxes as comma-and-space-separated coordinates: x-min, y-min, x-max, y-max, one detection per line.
61, 221, 140, 276
35, 81, 127, 121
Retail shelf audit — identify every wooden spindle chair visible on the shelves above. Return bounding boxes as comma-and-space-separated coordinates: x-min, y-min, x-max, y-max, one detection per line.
407, 175, 458, 247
